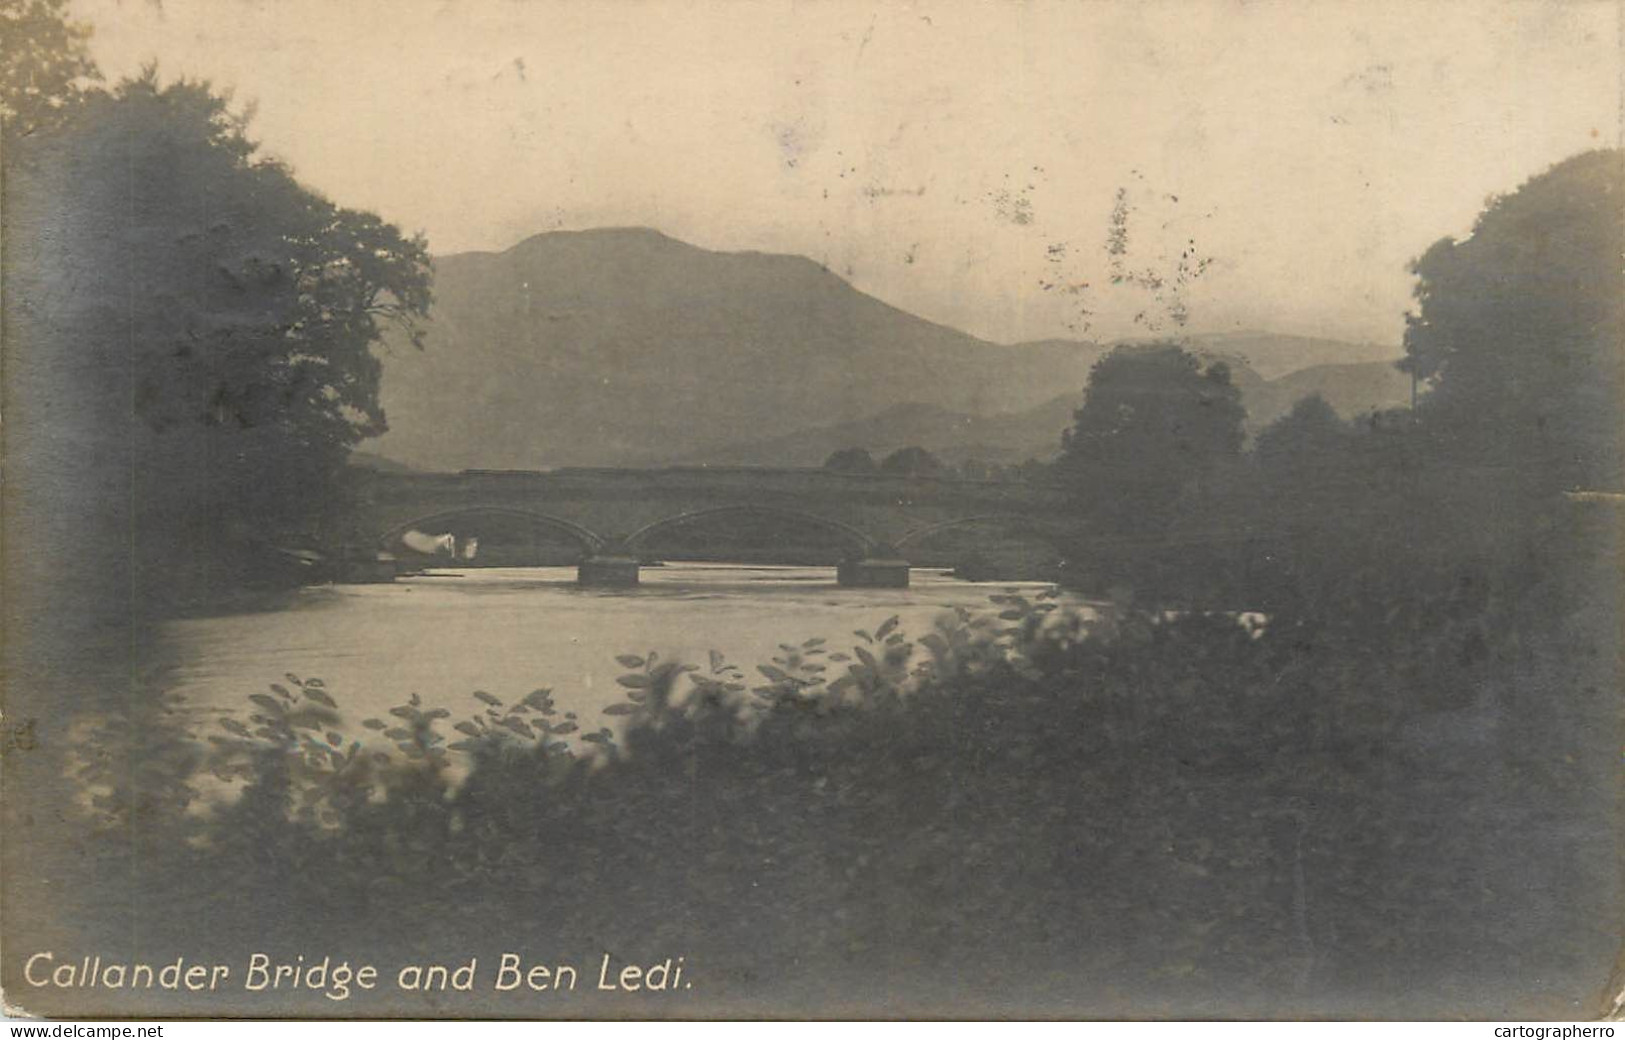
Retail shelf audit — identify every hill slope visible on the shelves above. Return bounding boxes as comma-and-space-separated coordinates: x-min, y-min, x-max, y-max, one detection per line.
1243, 360, 1414, 428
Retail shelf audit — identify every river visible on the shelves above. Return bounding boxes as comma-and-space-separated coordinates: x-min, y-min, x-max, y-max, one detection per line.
157, 563, 1083, 739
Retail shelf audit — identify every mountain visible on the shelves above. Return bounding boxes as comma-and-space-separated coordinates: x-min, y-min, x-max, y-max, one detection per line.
366, 228, 1404, 471
369, 228, 1102, 471
1239, 360, 1414, 431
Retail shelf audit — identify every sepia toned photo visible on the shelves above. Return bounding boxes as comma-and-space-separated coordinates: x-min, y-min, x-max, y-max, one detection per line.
1, 0, 1621, 1021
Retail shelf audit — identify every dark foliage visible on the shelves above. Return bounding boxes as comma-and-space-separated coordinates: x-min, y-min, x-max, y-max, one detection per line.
1402, 149, 1624, 493
0, 0, 98, 141
1057, 343, 1246, 488
879, 445, 945, 476
3, 72, 432, 617
823, 447, 878, 473
1047, 344, 1248, 605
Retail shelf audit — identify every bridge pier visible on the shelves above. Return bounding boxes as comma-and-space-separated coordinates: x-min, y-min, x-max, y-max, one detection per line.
578, 554, 641, 587
837, 557, 911, 588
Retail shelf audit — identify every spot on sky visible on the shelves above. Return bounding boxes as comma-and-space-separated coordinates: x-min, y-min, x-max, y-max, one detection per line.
987, 187, 1034, 226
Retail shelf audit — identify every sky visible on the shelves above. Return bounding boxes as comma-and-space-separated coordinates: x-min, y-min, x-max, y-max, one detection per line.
71, 0, 1622, 346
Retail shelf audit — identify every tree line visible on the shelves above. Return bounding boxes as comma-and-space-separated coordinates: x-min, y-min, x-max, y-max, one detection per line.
964, 148, 1618, 606
3, 0, 432, 622
823, 445, 1047, 481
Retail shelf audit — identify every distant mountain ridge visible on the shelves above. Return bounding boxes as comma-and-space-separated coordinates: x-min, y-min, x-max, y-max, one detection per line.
674, 359, 1412, 469
1238, 360, 1413, 430
367, 227, 1401, 471
1175, 331, 1401, 380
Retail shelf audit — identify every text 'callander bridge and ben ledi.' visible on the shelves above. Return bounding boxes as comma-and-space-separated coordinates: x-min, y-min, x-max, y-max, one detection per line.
359, 466, 1077, 587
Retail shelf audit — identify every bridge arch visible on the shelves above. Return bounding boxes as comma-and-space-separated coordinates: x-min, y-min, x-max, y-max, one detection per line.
894, 514, 1072, 553
624, 505, 879, 558
380, 507, 607, 555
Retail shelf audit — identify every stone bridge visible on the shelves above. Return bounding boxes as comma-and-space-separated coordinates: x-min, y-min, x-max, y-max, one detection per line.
356, 467, 1076, 587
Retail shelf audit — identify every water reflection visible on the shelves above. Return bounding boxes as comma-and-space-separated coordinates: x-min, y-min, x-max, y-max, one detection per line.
158, 564, 1074, 732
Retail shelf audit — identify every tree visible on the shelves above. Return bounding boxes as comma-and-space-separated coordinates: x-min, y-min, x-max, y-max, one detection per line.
1057, 343, 1245, 499
1402, 149, 1624, 492
955, 458, 996, 481
1013, 458, 1053, 484
1253, 394, 1347, 471
1049, 343, 1246, 600
879, 446, 943, 477
0, 0, 99, 142
824, 447, 877, 473
4, 73, 433, 609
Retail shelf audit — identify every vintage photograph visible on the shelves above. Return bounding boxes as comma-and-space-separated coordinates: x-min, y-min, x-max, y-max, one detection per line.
2, 0, 1621, 1020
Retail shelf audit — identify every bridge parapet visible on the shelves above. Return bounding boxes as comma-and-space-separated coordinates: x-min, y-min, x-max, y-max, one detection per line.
356, 466, 1074, 583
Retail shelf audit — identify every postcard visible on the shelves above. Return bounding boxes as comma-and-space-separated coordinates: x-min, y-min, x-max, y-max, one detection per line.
2, 0, 1621, 1020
